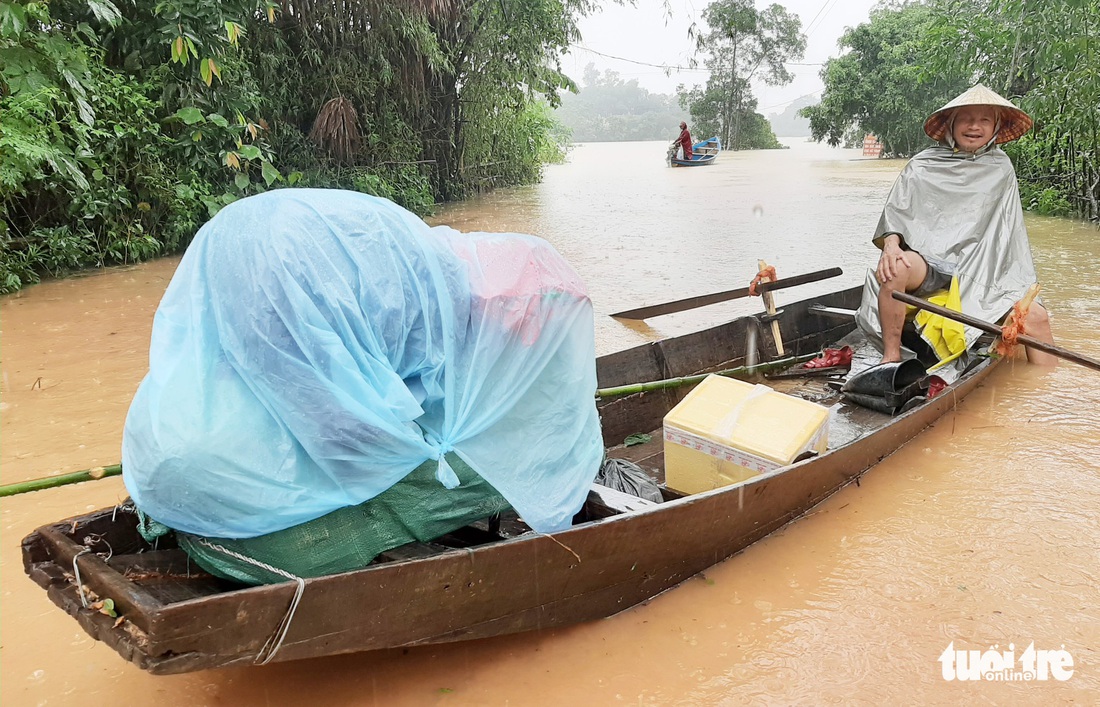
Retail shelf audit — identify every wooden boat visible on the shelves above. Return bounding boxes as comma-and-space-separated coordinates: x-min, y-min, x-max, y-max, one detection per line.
21, 284, 1001, 674
668, 136, 721, 167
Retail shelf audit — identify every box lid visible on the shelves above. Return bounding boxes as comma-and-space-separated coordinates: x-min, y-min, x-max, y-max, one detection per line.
663, 374, 829, 464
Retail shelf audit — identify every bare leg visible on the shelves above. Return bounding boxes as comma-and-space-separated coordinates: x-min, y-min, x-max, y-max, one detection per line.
1023, 303, 1058, 366
877, 252, 928, 363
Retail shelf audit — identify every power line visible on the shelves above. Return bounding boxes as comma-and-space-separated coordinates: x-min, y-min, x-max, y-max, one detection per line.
569, 44, 705, 72
568, 42, 821, 114
569, 43, 821, 71
804, 0, 843, 39
758, 92, 820, 113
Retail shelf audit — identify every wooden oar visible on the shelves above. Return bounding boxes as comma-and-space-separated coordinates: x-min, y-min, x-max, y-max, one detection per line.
892, 291, 1100, 372
0, 464, 122, 498
596, 352, 819, 398
611, 267, 843, 320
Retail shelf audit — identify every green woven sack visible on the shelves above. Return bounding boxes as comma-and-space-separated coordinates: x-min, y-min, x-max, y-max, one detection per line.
142, 453, 510, 585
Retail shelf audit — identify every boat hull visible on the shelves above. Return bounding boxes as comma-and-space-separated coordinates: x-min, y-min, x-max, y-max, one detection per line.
22, 285, 999, 673
669, 137, 720, 167
669, 155, 716, 167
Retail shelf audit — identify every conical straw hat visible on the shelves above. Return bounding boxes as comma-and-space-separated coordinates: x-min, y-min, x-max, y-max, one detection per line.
923, 84, 1032, 144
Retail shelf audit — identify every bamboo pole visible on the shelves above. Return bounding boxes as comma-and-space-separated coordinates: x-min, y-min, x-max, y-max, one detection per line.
0, 464, 122, 498
595, 352, 819, 398
2, 354, 822, 495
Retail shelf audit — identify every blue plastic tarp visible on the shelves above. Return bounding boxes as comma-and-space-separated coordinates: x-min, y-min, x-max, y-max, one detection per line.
122, 189, 603, 538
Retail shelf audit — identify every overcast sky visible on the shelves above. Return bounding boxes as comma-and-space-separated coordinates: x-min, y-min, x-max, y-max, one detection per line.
565, 0, 882, 115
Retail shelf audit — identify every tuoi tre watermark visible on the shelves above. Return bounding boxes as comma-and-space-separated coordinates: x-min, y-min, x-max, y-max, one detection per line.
939, 642, 1074, 682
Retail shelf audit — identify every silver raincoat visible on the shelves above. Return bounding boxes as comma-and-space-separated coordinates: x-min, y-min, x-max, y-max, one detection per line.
855, 144, 1039, 380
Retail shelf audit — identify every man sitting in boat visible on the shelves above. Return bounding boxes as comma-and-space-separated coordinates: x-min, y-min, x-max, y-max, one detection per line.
677, 121, 694, 161
121, 189, 604, 584
855, 84, 1057, 376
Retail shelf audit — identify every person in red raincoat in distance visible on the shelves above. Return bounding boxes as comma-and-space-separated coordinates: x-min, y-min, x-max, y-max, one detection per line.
677, 121, 693, 161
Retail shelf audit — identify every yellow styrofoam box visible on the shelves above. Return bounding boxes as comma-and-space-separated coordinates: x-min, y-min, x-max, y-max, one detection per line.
663, 374, 830, 495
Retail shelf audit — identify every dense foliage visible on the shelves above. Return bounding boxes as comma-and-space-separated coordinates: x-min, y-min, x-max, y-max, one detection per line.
800, 3, 969, 155
0, 0, 585, 293
803, 0, 1099, 222
928, 0, 1099, 220
554, 64, 685, 142
680, 0, 805, 150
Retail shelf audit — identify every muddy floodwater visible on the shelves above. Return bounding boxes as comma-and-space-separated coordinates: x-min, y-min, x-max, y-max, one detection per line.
2, 139, 1097, 705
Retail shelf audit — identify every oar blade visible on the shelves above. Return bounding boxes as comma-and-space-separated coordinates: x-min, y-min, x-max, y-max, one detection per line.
611, 286, 753, 320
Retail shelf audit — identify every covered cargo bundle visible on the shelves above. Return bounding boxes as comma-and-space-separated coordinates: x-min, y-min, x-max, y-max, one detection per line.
122, 189, 603, 566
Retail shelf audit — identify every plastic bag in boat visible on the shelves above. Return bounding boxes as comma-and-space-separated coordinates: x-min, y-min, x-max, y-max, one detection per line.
122, 189, 603, 538
595, 458, 663, 503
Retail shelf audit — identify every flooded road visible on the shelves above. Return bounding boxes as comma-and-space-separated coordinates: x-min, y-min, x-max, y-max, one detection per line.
2, 140, 1097, 704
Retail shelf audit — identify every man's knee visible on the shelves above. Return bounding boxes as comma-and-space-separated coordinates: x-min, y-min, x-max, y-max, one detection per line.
900, 252, 928, 292
1027, 302, 1051, 328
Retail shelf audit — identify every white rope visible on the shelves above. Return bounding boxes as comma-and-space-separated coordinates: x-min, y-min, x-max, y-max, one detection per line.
82, 533, 113, 561
72, 549, 92, 608
195, 539, 306, 665
111, 500, 137, 522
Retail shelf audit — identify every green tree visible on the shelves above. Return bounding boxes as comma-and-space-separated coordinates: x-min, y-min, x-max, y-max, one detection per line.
1, 0, 589, 293
0, 0, 181, 291
925, 0, 1099, 220
245, 0, 587, 202
83, 0, 280, 196
800, 2, 970, 157
239, 1, 448, 211
422, 0, 592, 200
684, 0, 805, 149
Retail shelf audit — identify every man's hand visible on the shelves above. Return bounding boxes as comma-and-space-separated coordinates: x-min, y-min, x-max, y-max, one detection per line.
877, 234, 910, 284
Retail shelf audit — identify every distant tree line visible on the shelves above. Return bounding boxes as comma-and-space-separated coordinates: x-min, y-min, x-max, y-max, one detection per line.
554, 65, 685, 142
554, 62, 787, 150
767, 95, 814, 138
557, 0, 810, 153
802, 0, 1099, 222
